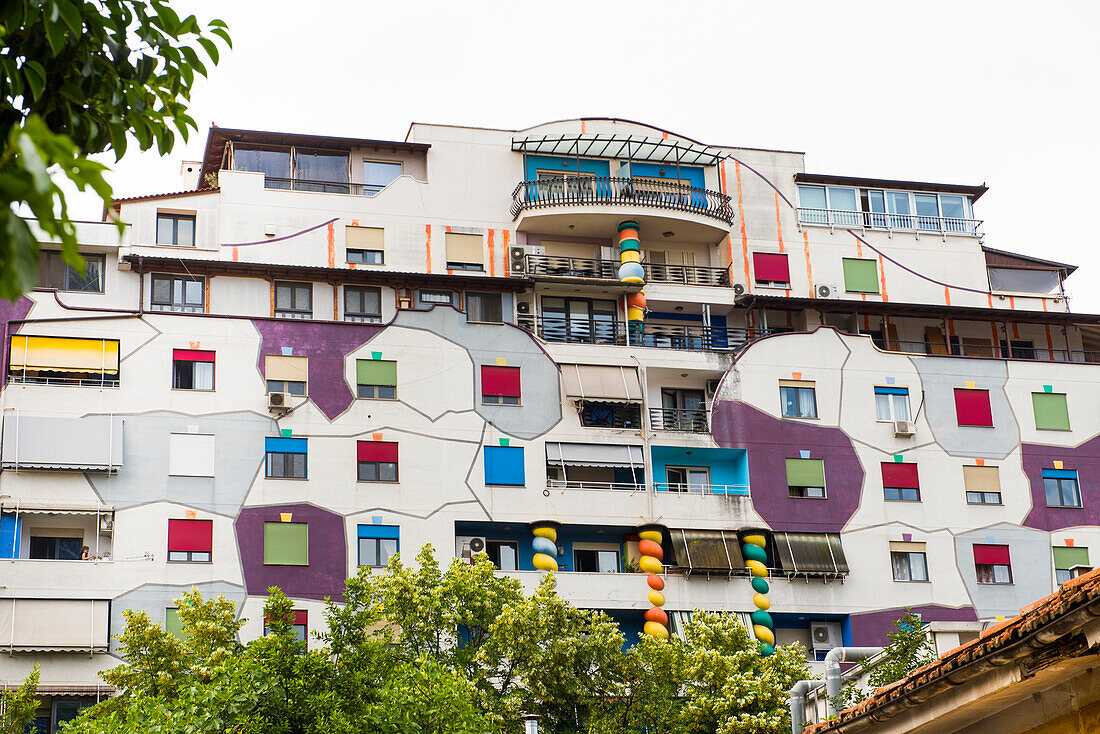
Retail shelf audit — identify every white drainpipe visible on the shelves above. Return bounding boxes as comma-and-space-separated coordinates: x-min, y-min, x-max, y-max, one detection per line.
824, 647, 883, 717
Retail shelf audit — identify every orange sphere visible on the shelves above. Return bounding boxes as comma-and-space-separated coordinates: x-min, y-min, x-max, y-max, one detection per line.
647, 573, 665, 590
626, 292, 647, 310
638, 539, 663, 560
644, 607, 669, 625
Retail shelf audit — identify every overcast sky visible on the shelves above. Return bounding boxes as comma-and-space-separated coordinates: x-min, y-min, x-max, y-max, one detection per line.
79, 0, 1100, 310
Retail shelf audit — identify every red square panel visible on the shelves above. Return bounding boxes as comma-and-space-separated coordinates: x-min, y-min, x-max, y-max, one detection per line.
954, 388, 993, 427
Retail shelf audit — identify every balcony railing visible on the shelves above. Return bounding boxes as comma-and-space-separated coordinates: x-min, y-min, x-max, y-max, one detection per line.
518, 314, 772, 352
511, 176, 734, 224
797, 207, 983, 236
653, 482, 750, 496
579, 402, 643, 429
547, 479, 646, 492
263, 177, 386, 196
522, 254, 730, 287
649, 407, 709, 432
883, 339, 1100, 364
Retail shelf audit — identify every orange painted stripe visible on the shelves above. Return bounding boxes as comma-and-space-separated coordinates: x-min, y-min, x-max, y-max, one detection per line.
425, 225, 432, 272
877, 254, 888, 301
802, 231, 813, 297
580, 120, 586, 134
1042, 298, 1049, 312
990, 322, 1000, 350
232, 246, 239, 262
773, 192, 785, 253
1045, 324, 1054, 357
855, 239, 863, 257
502, 230, 511, 278
944, 286, 951, 306
987, 293, 994, 308
269, 279, 275, 317
734, 162, 750, 288
1012, 323, 1020, 339
205, 276, 211, 313
1009, 296, 1016, 310
487, 229, 496, 277
349, 263, 356, 270
326, 222, 335, 268
947, 319, 956, 337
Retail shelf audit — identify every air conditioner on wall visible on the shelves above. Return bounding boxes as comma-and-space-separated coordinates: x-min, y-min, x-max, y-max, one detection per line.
508, 246, 526, 274
268, 392, 290, 413
456, 536, 487, 562
732, 283, 748, 296
705, 379, 721, 397
810, 621, 843, 650
893, 420, 916, 437
816, 284, 841, 299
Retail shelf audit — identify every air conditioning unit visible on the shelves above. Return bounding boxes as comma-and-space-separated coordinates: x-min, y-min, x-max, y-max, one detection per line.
732, 283, 748, 297
456, 536, 487, 562
893, 420, 916, 437
508, 246, 526, 274
705, 379, 721, 396
816, 284, 840, 299
268, 392, 290, 413
516, 300, 532, 314
810, 621, 843, 650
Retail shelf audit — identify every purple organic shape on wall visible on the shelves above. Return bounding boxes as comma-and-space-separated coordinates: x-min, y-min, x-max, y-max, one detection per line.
253, 319, 383, 421
1021, 436, 1100, 531
0, 297, 35, 388
235, 503, 347, 601
710, 401, 864, 532
849, 604, 977, 647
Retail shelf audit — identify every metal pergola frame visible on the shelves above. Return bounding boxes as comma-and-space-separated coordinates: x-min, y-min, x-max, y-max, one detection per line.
511, 133, 726, 167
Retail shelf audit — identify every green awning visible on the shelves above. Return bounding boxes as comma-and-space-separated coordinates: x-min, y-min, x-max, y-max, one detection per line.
842, 258, 879, 294
1053, 546, 1089, 570
1033, 392, 1070, 431
786, 458, 825, 488
357, 359, 397, 386
264, 522, 309, 565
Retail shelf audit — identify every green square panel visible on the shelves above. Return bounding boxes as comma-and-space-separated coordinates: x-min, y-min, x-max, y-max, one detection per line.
1053, 546, 1089, 570
842, 258, 880, 294
1032, 392, 1070, 431
356, 359, 397, 386
264, 522, 309, 565
165, 608, 185, 639
785, 458, 825, 487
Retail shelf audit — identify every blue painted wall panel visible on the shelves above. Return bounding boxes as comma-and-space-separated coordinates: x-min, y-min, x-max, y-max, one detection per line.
651, 446, 749, 494
357, 524, 400, 540
0, 514, 20, 559
265, 437, 307, 454
484, 446, 525, 486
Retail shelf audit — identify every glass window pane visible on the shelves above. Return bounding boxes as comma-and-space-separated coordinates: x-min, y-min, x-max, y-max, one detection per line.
185, 280, 203, 305
363, 161, 402, 190
379, 538, 398, 565
910, 553, 927, 581
295, 151, 349, 183
915, 194, 940, 216
157, 217, 176, 244
359, 537, 378, 566
596, 551, 619, 573
233, 148, 291, 178
892, 394, 910, 420
193, 361, 214, 390
798, 185, 827, 209
177, 217, 195, 247
992, 565, 1011, 583
827, 187, 857, 211
891, 552, 910, 580
875, 393, 892, 420
497, 543, 517, 570
939, 195, 965, 219
1045, 477, 1061, 506
379, 462, 397, 482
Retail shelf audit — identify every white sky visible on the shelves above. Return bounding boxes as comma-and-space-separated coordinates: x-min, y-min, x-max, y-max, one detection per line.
75, 0, 1100, 310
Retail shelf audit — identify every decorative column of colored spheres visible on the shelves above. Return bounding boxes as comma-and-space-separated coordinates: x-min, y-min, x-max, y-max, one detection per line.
617, 220, 646, 337
530, 521, 559, 573
637, 526, 669, 639
742, 532, 775, 656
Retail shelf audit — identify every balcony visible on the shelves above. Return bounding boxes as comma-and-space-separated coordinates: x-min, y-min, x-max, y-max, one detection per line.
512, 176, 732, 223
796, 207, 983, 237
518, 314, 771, 352
263, 177, 386, 196
649, 407, 709, 432
885, 339, 1100, 364
653, 482, 749, 495
522, 254, 730, 287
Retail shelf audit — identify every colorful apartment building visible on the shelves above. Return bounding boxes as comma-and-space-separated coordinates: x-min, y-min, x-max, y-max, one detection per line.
3, 117, 1097, 729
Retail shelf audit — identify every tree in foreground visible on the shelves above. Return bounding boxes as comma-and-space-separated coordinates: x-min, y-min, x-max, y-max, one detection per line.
47, 545, 808, 734
0, 0, 230, 300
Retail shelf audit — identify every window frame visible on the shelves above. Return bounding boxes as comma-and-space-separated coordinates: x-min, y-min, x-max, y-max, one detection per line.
481, 365, 521, 406
262, 521, 309, 566
466, 292, 505, 323
37, 251, 106, 293
572, 543, 621, 573
362, 159, 403, 195
167, 518, 213, 563
874, 386, 911, 422
358, 536, 399, 567
976, 563, 1013, 584
156, 212, 196, 247
150, 274, 205, 313
357, 460, 399, 482
274, 281, 313, 319
779, 384, 818, 419
1043, 470, 1082, 508
890, 551, 929, 582
486, 540, 519, 571
343, 285, 383, 323
347, 248, 385, 265
172, 350, 215, 391
266, 451, 307, 479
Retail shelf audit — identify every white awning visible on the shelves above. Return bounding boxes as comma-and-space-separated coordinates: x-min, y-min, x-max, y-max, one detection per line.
2, 502, 112, 515
545, 442, 644, 468
512, 133, 724, 166
560, 364, 643, 402
0, 599, 110, 652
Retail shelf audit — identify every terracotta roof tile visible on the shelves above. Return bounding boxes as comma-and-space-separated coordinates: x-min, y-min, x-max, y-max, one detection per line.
110, 187, 219, 206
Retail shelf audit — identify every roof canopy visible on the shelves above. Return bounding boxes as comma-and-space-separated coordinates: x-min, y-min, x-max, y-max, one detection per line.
795, 172, 988, 201
512, 133, 725, 166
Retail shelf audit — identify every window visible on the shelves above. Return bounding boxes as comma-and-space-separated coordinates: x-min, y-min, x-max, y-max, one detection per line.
356, 359, 397, 399
156, 212, 196, 246
168, 433, 215, 477
466, 292, 504, 323
974, 544, 1012, 584
265, 610, 308, 642
963, 465, 1002, 505
796, 185, 860, 226
484, 446, 525, 486
842, 258, 880, 294
418, 289, 456, 307
233, 147, 291, 183
172, 349, 215, 390
151, 274, 204, 313
28, 536, 82, 560
954, 388, 993, 427
344, 285, 382, 323
346, 225, 385, 264
573, 544, 620, 573
38, 251, 105, 293
1032, 392, 1070, 431
874, 386, 910, 421
274, 281, 312, 319
263, 521, 308, 565
786, 458, 826, 498
482, 365, 521, 405
167, 518, 212, 562
540, 296, 619, 344
486, 540, 519, 570
890, 542, 928, 582
357, 441, 398, 482
753, 252, 790, 287
265, 437, 307, 479
8, 335, 120, 387
445, 232, 484, 271
579, 401, 641, 428
988, 268, 1061, 294
665, 466, 710, 493
363, 160, 402, 195
1054, 546, 1090, 585
1043, 469, 1082, 508
357, 524, 399, 567
799, 185, 976, 233
294, 149, 349, 192
266, 355, 308, 396
882, 462, 920, 502
779, 380, 817, 419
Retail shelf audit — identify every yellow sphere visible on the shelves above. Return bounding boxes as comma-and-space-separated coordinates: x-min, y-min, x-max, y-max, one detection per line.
647, 589, 666, 607
742, 534, 767, 548
638, 530, 663, 543
532, 553, 558, 572
752, 593, 771, 610
639, 555, 663, 574
745, 559, 768, 577
643, 621, 670, 639
753, 625, 775, 646
532, 527, 557, 542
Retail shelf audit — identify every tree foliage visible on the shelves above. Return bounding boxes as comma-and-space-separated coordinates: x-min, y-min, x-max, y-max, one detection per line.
865, 608, 935, 689
1, 665, 40, 734
49, 545, 812, 734
0, 0, 230, 299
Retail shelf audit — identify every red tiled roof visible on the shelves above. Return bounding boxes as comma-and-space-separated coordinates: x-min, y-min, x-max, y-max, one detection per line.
110, 187, 220, 207
805, 567, 1100, 733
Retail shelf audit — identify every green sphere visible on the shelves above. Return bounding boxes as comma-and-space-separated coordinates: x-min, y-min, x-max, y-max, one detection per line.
751, 576, 770, 594
742, 544, 767, 563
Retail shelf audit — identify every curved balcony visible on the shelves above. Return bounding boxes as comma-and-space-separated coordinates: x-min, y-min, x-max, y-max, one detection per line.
510, 176, 733, 243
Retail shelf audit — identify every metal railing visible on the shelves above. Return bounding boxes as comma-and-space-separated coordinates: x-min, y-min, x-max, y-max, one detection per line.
546, 480, 646, 492
653, 482, 750, 496
8, 373, 119, 388
796, 207, 983, 236
511, 176, 734, 224
649, 407, 709, 432
579, 402, 643, 429
263, 177, 386, 196
521, 254, 731, 286
517, 314, 772, 352
882, 339, 1100, 364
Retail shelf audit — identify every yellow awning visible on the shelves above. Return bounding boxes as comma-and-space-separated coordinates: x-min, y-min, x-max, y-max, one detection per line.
9, 336, 119, 374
